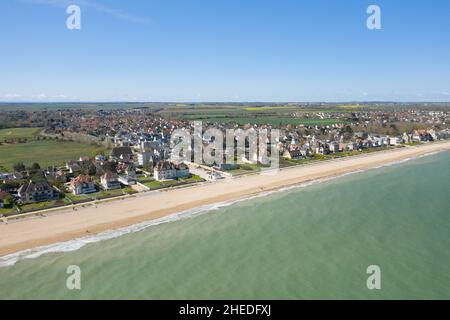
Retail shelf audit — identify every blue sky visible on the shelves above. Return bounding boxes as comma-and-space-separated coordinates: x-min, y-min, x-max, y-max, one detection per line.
1, 0, 450, 102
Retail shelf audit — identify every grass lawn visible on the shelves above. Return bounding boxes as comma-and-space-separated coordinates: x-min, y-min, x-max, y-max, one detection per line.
0, 207, 16, 215
92, 188, 135, 199
143, 180, 178, 189
179, 175, 203, 183
228, 164, 261, 176
64, 188, 135, 203
16, 199, 71, 213
143, 175, 203, 189
0, 140, 101, 171
0, 127, 42, 140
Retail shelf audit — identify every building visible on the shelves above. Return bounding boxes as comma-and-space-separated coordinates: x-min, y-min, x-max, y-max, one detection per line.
137, 152, 153, 166
213, 163, 239, 171
176, 163, 191, 178
0, 191, 10, 208
114, 164, 137, 186
66, 161, 81, 174
95, 154, 107, 162
154, 161, 191, 181
328, 141, 340, 153
124, 165, 137, 179
154, 161, 177, 181
111, 147, 133, 162
70, 175, 96, 195
283, 149, 304, 160
100, 172, 121, 190
118, 175, 137, 186
17, 180, 57, 204
0, 173, 14, 182
389, 137, 402, 146
208, 171, 223, 181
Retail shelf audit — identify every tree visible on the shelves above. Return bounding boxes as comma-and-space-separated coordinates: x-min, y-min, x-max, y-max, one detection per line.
31, 162, 41, 171
13, 162, 26, 172
390, 124, 400, 136
91, 148, 105, 159
52, 180, 65, 191
343, 125, 354, 141
3, 195, 15, 208
88, 163, 97, 176
102, 161, 117, 173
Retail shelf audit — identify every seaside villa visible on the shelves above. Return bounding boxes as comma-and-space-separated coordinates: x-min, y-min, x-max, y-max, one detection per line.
154, 161, 191, 181
101, 172, 121, 190
17, 180, 57, 204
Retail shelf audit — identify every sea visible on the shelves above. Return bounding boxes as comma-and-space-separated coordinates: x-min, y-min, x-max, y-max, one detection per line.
0, 151, 449, 299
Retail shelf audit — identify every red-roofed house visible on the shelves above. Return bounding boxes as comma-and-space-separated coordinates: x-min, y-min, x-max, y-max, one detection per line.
70, 175, 96, 195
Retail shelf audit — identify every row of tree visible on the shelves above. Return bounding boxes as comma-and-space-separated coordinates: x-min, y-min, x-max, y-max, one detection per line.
13, 162, 41, 173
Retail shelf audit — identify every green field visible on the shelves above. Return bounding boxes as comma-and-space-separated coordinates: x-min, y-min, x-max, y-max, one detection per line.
245, 106, 299, 111
202, 117, 347, 126
0, 127, 42, 140
0, 140, 101, 171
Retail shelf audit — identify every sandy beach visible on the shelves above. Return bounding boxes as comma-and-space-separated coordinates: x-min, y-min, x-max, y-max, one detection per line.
1, 141, 450, 257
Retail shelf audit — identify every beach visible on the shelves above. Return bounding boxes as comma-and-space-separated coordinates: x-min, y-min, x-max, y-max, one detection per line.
1, 141, 450, 258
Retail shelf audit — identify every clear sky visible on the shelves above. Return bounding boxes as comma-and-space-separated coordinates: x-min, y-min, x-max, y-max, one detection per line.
1, 0, 450, 102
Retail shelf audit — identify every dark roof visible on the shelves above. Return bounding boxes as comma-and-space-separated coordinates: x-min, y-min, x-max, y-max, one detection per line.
155, 161, 176, 171
155, 161, 188, 171
102, 171, 119, 180
18, 180, 53, 194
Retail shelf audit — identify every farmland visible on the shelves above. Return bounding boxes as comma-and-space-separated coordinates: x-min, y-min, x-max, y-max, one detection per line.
0, 139, 102, 171
213, 117, 346, 126
155, 104, 354, 126
0, 127, 42, 140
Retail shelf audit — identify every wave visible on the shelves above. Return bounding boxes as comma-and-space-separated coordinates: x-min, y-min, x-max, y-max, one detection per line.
0, 150, 444, 268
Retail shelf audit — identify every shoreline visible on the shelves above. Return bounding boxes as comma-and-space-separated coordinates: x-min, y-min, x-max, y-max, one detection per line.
1, 141, 450, 259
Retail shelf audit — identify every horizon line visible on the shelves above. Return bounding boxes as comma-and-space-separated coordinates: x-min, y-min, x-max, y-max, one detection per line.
1, 101, 450, 105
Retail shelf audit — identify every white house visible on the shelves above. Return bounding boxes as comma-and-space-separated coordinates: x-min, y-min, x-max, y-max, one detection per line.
389, 137, 402, 146
154, 161, 177, 181
154, 161, 191, 181
101, 172, 121, 190
70, 175, 96, 195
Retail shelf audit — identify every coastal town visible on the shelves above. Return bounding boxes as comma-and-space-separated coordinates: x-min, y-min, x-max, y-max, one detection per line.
1, 103, 450, 218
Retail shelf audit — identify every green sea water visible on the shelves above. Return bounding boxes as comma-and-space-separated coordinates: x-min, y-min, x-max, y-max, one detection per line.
0, 151, 449, 299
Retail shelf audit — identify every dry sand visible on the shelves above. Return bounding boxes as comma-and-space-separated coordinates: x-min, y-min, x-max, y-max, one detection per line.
1, 141, 450, 257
